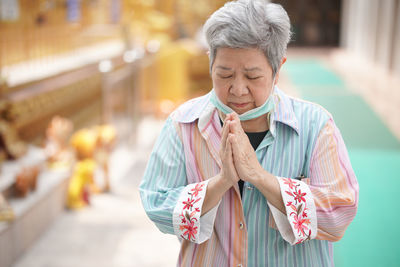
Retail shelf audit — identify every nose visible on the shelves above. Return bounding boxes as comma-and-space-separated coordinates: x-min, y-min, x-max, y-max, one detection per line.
229, 76, 249, 96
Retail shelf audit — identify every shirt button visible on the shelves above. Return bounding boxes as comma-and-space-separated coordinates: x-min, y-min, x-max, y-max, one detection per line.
239, 222, 244, 229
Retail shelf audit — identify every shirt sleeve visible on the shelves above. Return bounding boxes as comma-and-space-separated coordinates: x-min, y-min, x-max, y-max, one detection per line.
139, 117, 218, 244
172, 181, 220, 244
268, 118, 359, 245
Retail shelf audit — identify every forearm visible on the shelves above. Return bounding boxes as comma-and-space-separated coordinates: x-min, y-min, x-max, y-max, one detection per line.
201, 173, 232, 215
251, 169, 286, 214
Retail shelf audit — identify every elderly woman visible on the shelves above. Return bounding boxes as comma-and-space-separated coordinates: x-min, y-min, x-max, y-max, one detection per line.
140, 0, 359, 266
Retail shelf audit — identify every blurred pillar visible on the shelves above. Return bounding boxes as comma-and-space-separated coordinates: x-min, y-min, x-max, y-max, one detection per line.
374, 0, 396, 70
392, 1, 400, 77
341, 0, 400, 77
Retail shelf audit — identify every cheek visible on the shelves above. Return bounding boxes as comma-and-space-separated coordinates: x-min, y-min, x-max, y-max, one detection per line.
214, 88, 229, 104
251, 84, 272, 106
212, 78, 230, 104
213, 77, 230, 89
254, 95, 268, 106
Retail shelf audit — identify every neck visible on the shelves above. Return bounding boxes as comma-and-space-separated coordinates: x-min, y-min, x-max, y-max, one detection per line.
241, 113, 269, 132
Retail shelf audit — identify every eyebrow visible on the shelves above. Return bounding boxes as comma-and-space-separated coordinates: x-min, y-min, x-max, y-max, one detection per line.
215, 66, 232, 71
244, 67, 262, 72
215, 66, 262, 72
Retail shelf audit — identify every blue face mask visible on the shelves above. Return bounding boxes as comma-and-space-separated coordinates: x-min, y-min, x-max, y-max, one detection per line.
210, 85, 276, 121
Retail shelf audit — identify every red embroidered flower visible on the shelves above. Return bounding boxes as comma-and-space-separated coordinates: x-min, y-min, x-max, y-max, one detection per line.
293, 189, 306, 203
283, 178, 297, 190
191, 183, 204, 197
180, 216, 187, 224
182, 220, 198, 241
292, 214, 308, 236
179, 184, 204, 241
183, 197, 201, 210
182, 198, 195, 210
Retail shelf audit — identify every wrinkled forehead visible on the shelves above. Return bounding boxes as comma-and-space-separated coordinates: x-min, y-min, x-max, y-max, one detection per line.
212, 47, 273, 74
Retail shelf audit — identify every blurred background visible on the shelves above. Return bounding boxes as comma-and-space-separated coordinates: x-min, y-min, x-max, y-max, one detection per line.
0, 0, 399, 266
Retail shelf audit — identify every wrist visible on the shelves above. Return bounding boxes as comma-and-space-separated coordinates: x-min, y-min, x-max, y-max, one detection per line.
217, 172, 235, 191
250, 167, 268, 188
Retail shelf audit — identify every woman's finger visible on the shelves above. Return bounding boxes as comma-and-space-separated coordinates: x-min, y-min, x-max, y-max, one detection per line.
229, 121, 244, 148
226, 134, 232, 158
220, 120, 230, 153
229, 114, 241, 134
225, 134, 239, 182
221, 135, 231, 176
229, 114, 248, 146
229, 132, 242, 168
231, 112, 240, 125
228, 132, 237, 153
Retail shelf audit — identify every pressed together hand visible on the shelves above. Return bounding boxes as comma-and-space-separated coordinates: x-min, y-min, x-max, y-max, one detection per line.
203, 113, 285, 216
219, 113, 240, 187
220, 113, 265, 186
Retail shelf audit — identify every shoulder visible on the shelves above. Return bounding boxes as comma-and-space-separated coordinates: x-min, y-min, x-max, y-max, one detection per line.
170, 92, 212, 123
273, 87, 333, 136
287, 94, 332, 129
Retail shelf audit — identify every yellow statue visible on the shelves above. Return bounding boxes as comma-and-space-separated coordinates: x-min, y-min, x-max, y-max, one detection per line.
66, 128, 97, 210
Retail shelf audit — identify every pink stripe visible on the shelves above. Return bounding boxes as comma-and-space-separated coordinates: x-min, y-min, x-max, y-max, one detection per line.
228, 190, 233, 266
308, 118, 358, 239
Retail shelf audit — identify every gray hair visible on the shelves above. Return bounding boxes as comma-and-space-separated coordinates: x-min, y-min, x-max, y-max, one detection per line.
203, 0, 291, 76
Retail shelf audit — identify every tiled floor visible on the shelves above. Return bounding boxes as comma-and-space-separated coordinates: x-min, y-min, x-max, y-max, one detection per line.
295, 48, 400, 141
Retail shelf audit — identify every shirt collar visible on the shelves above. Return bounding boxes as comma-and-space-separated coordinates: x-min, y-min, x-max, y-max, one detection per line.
171, 91, 211, 125
271, 86, 300, 135
172, 87, 299, 135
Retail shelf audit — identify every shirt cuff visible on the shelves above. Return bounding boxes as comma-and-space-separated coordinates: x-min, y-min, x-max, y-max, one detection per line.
268, 176, 317, 245
172, 180, 219, 244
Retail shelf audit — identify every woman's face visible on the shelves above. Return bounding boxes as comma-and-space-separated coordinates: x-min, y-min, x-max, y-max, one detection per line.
211, 47, 278, 115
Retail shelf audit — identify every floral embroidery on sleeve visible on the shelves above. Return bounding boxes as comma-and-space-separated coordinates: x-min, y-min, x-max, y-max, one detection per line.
173, 181, 208, 243
271, 177, 317, 245
284, 179, 312, 243
179, 184, 204, 241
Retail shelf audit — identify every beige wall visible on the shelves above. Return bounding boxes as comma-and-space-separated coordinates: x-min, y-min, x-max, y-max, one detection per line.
341, 0, 400, 77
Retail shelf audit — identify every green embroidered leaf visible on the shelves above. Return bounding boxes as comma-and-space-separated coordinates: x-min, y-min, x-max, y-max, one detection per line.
185, 211, 191, 221
297, 203, 303, 215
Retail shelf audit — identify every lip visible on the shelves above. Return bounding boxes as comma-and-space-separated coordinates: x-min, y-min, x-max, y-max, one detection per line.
231, 102, 249, 109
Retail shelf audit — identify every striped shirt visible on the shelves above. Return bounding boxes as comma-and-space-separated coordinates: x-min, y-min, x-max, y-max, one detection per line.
139, 87, 358, 267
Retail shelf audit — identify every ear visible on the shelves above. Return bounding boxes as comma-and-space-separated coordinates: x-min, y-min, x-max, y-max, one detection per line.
274, 57, 287, 85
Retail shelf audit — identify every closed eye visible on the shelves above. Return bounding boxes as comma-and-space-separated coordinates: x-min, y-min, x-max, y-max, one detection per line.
218, 75, 233, 79
247, 76, 261, 80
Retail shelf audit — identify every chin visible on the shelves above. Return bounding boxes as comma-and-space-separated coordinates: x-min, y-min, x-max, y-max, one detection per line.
231, 109, 250, 115
229, 106, 250, 115
228, 104, 253, 115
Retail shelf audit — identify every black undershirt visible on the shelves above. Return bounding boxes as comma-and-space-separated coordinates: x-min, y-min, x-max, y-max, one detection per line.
219, 119, 268, 197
